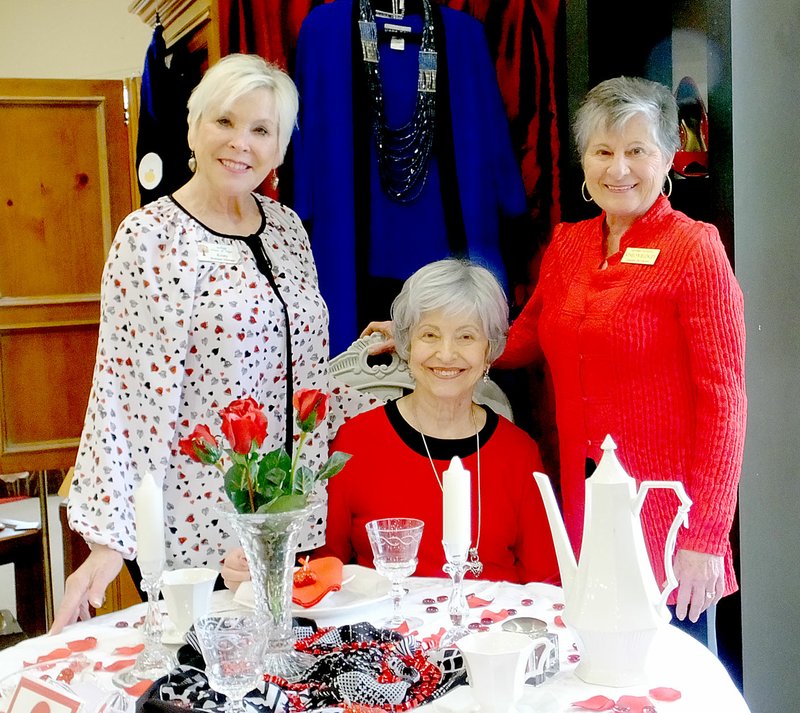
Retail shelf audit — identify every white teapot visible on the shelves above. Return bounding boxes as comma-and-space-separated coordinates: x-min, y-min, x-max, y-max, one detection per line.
534, 435, 692, 686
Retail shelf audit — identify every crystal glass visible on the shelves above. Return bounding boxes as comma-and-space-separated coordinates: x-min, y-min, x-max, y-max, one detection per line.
194, 615, 267, 713
366, 517, 424, 628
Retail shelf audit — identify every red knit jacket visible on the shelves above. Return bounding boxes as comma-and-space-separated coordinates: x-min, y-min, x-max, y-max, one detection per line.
497, 197, 746, 599
320, 401, 560, 585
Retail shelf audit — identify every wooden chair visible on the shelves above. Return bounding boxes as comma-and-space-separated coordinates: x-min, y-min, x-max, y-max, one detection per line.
0, 471, 53, 636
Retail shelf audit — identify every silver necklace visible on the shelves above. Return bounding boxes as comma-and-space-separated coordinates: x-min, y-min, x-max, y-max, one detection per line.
413, 403, 483, 575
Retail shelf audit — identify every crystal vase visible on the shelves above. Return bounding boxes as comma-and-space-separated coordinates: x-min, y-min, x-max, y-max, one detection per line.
223, 505, 315, 681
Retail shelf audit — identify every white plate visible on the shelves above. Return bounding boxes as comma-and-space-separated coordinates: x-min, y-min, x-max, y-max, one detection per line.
234, 564, 388, 616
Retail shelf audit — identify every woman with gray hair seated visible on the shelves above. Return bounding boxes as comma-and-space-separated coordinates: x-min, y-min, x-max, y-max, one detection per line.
319, 258, 559, 584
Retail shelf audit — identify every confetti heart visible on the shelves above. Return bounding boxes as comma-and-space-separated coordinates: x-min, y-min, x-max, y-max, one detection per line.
649, 687, 681, 701
616, 695, 655, 713
66, 637, 97, 652
479, 608, 510, 623
103, 658, 137, 672
393, 621, 411, 635
570, 694, 615, 710
124, 679, 154, 697
32, 648, 72, 664
466, 594, 493, 608
422, 627, 447, 649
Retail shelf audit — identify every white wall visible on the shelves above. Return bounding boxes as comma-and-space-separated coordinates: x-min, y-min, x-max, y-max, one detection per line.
0, 0, 152, 79
733, 1, 800, 711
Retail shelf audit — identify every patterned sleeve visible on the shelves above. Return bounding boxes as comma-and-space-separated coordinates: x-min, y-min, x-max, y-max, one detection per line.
269, 200, 386, 438
676, 225, 747, 555
327, 385, 383, 441
67, 207, 199, 557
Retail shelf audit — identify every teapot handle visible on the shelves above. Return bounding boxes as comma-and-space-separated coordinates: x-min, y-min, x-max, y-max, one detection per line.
633, 482, 693, 609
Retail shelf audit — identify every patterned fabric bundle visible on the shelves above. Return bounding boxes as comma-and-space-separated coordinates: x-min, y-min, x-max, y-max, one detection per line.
143, 621, 467, 712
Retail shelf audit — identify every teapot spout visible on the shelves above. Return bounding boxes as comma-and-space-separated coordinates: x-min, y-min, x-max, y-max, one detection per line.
533, 472, 577, 596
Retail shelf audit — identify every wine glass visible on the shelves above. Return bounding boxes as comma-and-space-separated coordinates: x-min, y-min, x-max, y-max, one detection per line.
193, 615, 267, 713
366, 517, 424, 629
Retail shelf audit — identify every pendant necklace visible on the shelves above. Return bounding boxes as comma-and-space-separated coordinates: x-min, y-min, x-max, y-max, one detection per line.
413, 402, 483, 576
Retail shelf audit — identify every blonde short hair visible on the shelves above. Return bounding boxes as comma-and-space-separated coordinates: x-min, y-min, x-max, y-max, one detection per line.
186, 53, 298, 161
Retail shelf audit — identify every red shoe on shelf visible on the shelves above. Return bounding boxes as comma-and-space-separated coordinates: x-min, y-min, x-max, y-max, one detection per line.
673, 75, 709, 178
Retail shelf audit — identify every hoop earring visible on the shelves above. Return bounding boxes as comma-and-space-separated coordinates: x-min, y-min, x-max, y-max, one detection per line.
661, 173, 673, 198
188, 151, 197, 173
581, 181, 594, 203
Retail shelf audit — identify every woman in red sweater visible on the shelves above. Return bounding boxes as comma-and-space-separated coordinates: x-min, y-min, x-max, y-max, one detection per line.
322, 259, 559, 585
497, 77, 746, 645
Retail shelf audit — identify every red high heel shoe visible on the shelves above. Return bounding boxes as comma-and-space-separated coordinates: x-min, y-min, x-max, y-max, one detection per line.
673, 76, 709, 178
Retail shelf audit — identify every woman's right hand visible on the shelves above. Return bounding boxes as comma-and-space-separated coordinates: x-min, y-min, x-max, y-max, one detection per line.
221, 547, 251, 592
49, 545, 123, 634
360, 321, 395, 354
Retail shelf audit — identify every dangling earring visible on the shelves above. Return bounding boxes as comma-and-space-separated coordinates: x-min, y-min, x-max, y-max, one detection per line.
188, 151, 197, 173
270, 170, 279, 190
581, 180, 594, 203
483, 366, 490, 384
661, 173, 673, 198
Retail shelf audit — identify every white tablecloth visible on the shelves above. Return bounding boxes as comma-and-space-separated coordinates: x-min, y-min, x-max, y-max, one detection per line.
0, 576, 750, 712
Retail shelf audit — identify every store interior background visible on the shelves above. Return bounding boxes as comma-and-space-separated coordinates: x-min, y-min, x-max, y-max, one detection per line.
0, 2, 797, 711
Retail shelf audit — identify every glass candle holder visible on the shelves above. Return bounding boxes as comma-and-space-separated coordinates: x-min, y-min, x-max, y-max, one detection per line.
113, 569, 178, 689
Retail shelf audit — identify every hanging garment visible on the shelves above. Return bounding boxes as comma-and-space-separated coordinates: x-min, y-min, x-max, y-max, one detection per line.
292, 0, 528, 353
135, 23, 199, 205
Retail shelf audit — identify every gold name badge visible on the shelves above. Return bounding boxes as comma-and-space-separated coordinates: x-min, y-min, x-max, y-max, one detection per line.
621, 247, 660, 265
197, 241, 241, 264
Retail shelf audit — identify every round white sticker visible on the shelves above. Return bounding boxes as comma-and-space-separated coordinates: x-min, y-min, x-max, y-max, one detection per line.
138, 152, 163, 191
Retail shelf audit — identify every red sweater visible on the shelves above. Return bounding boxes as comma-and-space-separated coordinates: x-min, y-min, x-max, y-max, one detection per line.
497, 197, 746, 598
320, 401, 560, 585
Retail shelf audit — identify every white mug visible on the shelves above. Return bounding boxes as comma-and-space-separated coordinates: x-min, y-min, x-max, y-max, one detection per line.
161, 567, 218, 635
457, 630, 554, 713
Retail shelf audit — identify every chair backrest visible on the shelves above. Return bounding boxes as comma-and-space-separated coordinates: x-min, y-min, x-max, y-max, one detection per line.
329, 334, 513, 421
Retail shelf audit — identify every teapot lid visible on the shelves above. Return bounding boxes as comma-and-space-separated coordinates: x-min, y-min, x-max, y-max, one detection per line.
589, 435, 633, 484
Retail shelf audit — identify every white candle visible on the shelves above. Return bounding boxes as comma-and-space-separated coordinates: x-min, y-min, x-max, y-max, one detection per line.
134, 471, 166, 578
442, 455, 471, 556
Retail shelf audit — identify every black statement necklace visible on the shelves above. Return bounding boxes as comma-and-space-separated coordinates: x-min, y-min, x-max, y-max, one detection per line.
358, 0, 437, 203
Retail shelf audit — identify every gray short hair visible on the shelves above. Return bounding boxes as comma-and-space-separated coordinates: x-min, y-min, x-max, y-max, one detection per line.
391, 259, 509, 363
187, 53, 298, 162
573, 76, 679, 162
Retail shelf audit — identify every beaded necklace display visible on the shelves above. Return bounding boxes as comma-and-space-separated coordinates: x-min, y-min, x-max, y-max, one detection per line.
358, 0, 437, 203
413, 402, 484, 575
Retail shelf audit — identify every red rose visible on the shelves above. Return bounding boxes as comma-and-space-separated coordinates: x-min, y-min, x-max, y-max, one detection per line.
220, 397, 268, 454
178, 424, 220, 464
293, 388, 329, 432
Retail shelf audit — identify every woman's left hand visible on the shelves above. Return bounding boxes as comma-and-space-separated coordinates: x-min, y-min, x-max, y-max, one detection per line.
673, 548, 725, 622
359, 321, 395, 354
221, 547, 251, 592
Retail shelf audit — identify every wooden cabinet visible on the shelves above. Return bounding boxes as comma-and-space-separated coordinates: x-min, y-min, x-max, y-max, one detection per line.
128, 0, 221, 64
